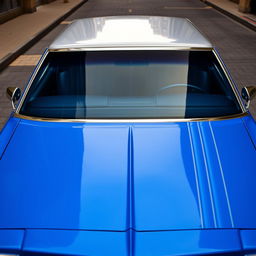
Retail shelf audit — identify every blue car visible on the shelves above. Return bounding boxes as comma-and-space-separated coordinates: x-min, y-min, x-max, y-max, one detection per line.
0, 16, 256, 256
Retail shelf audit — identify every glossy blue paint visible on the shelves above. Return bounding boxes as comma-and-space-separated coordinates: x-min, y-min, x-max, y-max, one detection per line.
133, 229, 241, 256
0, 120, 130, 230
132, 124, 202, 230
240, 230, 256, 251
0, 229, 24, 251
24, 229, 128, 256
0, 115, 256, 255
0, 117, 255, 232
209, 117, 256, 228
0, 116, 20, 158
242, 115, 256, 147
23, 229, 241, 256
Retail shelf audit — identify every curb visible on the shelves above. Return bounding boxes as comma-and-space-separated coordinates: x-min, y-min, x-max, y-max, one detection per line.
201, 0, 256, 32
0, 0, 87, 73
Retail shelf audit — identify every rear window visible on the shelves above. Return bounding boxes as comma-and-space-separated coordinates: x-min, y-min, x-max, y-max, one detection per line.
19, 50, 242, 119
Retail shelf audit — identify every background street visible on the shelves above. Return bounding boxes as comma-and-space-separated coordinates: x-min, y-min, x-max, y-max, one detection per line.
0, 0, 255, 128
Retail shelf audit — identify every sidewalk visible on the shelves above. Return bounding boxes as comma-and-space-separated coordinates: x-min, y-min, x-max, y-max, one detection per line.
0, 0, 86, 71
202, 0, 256, 31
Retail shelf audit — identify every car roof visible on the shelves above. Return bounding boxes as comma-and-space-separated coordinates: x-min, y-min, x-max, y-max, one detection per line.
49, 16, 213, 50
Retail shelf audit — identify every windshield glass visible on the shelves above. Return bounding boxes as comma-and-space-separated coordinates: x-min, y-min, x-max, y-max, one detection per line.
19, 51, 242, 119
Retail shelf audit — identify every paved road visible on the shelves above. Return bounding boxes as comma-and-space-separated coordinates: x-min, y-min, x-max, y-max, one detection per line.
0, 0, 255, 128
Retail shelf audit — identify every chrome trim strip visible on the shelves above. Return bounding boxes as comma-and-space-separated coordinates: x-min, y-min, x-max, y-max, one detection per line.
48, 47, 214, 52
212, 49, 247, 113
14, 112, 248, 123
16, 50, 49, 113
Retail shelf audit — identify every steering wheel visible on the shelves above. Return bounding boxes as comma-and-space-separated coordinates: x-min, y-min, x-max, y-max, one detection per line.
158, 83, 205, 94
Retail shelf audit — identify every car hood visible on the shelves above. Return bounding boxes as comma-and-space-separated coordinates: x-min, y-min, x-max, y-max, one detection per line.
0, 116, 255, 231
2, 228, 254, 256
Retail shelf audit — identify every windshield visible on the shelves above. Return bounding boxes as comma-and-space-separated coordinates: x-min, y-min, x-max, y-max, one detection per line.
19, 50, 242, 119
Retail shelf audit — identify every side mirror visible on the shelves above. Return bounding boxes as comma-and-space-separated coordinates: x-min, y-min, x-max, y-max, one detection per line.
241, 86, 256, 109
6, 87, 21, 110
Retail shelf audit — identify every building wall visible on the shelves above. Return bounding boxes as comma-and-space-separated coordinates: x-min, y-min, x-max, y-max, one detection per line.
35, 0, 43, 6
0, 0, 23, 24
0, 0, 56, 24
230, 0, 255, 13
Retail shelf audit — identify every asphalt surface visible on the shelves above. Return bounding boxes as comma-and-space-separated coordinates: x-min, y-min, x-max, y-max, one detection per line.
0, 0, 255, 128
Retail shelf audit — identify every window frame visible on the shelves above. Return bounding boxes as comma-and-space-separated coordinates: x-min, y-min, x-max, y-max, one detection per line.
15, 48, 247, 122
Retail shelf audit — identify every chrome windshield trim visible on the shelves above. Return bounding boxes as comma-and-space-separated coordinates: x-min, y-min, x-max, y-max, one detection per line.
212, 49, 247, 113
16, 50, 49, 113
48, 47, 214, 52
14, 112, 248, 123
16, 48, 246, 120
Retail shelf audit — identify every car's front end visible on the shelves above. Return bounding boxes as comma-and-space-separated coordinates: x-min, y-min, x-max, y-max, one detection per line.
0, 16, 256, 256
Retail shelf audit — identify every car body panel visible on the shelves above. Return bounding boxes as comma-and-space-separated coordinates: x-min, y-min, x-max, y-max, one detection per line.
241, 230, 256, 251
2, 228, 256, 255
22, 229, 242, 256
0, 116, 255, 232
0, 229, 24, 251
242, 114, 256, 148
0, 115, 20, 158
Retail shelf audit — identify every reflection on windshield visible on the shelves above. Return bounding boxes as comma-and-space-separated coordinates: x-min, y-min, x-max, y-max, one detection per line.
20, 51, 241, 119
